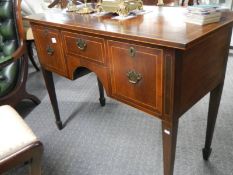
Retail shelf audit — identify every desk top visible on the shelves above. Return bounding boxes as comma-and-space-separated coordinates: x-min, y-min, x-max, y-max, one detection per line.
26, 6, 233, 50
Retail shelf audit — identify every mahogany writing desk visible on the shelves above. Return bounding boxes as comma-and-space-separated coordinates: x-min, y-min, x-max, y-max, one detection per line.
26, 7, 233, 175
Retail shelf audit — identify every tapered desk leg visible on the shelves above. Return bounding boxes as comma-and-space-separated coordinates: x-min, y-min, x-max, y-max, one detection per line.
203, 83, 224, 160
41, 68, 63, 130
97, 77, 105, 106
27, 40, 40, 72
162, 120, 179, 175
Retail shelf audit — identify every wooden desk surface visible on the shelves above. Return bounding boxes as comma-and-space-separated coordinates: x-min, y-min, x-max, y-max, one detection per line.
26, 6, 233, 50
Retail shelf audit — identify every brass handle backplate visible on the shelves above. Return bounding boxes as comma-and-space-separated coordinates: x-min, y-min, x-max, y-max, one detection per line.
44, 29, 49, 36
129, 47, 136, 57
76, 38, 87, 50
46, 45, 54, 56
127, 70, 142, 84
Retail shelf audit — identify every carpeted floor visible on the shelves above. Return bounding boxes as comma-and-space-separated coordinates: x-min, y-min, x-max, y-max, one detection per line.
3, 50, 233, 175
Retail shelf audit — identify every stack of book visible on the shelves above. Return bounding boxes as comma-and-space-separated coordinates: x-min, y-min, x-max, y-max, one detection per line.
185, 5, 222, 25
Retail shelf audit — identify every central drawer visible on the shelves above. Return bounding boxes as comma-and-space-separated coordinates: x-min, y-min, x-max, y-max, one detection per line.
62, 31, 105, 64
108, 41, 163, 115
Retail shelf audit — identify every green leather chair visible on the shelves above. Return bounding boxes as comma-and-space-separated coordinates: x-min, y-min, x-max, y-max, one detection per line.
0, 0, 40, 106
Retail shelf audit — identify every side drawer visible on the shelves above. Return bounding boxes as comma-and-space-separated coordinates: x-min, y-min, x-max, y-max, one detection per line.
31, 25, 67, 76
62, 31, 105, 64
108, 40, 163, 116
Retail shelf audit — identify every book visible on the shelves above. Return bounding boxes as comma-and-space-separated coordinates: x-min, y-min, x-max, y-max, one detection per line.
185, 4, 222, 25
185, 16, 221, 25
187, 4, 220, 16
187, 4, 219, 11
185, 11, 221, 20
187, 8, 218, 14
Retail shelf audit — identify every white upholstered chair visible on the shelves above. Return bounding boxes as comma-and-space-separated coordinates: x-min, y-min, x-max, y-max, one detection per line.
0, 105, 43, 175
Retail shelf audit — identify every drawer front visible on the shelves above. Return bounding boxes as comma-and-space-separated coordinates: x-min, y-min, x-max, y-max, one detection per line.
31, 25, 67, 76
109, 41, 163, 115
62, 31, 105, 64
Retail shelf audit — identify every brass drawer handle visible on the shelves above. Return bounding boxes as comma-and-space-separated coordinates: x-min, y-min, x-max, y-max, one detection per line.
127, 70, 142, 84
76, 38, 87, 50
46, 45, 54, 56
129, 47, 136, 57
44, 29, 49, 36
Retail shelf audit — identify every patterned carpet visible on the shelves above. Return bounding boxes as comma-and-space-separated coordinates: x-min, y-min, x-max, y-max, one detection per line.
3, 50, 233, 175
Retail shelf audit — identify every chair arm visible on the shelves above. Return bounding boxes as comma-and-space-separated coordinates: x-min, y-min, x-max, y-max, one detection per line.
0, 41, 26, 69
12, 41, 26, 61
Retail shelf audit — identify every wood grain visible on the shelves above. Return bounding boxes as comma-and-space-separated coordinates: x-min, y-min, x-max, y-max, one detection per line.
25, 6, 233, 50
62, 31, 106, 65
108, 40, 163, 116
32, 25, 68, 77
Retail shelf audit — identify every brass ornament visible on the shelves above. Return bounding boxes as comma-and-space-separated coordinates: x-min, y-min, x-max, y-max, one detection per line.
67, 0, 94, 14
95, 0, 143, 17
76, 0, 94, 14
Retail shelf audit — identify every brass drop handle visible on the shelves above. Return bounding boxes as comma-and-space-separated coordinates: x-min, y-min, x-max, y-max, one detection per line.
46, 45, 54, 56
127, 70, 142, 84
76, 38, 87, 50
129, 47, 136, 57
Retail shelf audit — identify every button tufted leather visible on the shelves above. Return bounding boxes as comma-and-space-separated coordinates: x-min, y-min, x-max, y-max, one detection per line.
0, 0, 19, 97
